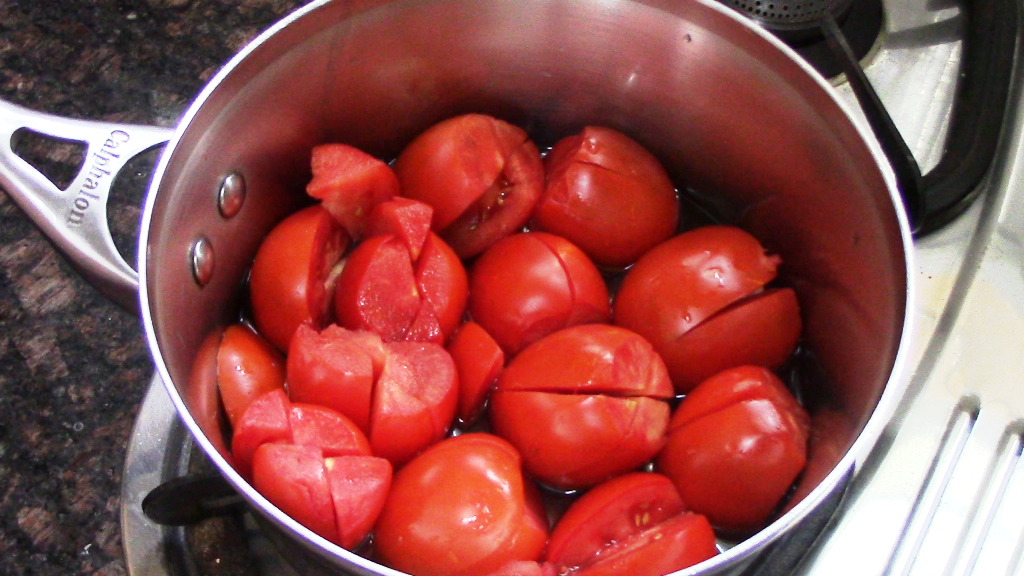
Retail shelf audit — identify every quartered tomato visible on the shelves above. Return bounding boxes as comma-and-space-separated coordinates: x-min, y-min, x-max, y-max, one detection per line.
217, 324, 286, 428
469, 232, 609, 355
489, 325, 673, 489
252, 443, 391, 550
613, 225, 801, 393
546, 473, 718, 576
393, 114, 544, 258
374, 434, 549, 576
447, 321, 505, 426
536, 126, 679, 268
306, 143, 399, 239
249, 205, 350, 352
656, 365, 810, 535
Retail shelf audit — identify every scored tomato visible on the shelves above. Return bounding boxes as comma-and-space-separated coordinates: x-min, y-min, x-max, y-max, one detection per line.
536, 126, 679, 268
306, 143, 399, 239
656, 365, 810, 535
489, 325, 673, 489
469, 232, 609, 355
546, 473, 717, 576
249, 205, 350, 352
374, 433, 549, 576
613, 225, 801, 393
393, 114, 544, 258
217, 324, 286, 428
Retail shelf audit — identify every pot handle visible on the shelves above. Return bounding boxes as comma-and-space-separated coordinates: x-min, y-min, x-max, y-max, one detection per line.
0, 100, 173, 312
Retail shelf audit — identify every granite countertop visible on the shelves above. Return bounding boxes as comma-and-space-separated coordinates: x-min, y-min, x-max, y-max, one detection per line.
0, 2, 307, 574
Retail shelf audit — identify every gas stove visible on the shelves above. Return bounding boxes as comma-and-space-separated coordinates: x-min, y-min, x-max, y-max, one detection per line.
116, 0, 1024, 575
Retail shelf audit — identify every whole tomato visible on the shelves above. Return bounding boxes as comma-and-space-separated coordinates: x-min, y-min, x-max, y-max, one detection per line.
393, 114, 544, 259
489, 324, 673, 489
374, 433, 549, 576
656, 365, 810, 535
536, 126, 679, 268
613, 225, 801, 393
249, 205, 350, 352
546, 473, 718, 576
469, 232, 609, 355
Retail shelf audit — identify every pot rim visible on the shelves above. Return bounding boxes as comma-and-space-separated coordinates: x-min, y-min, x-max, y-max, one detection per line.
136, 0, 917, 573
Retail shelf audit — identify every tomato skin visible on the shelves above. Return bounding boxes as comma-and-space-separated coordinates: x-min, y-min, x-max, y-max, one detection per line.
217, 324, 286, 428
536, 126, 679, 268
491, 390, 669, 490
252, 443, 340, 545
249, 205, 350, 352
447, 321, 505, 425
374, 434, 549, 576
306, 143, 398, 239
496, 324, 673, 397
469, 232, 610, 355
394, 114, 544, 259
656, 366, 810, 535
613, 225, 796, 393
545, 472, 685, 571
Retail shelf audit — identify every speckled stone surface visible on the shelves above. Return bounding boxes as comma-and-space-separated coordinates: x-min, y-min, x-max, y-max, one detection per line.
0, 1, 307, 574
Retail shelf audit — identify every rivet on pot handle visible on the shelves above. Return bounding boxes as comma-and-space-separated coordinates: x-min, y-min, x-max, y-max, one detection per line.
0, 99, 173, 312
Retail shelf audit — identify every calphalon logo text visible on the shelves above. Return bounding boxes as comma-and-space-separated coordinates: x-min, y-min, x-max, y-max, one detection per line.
66, 130, 130, 226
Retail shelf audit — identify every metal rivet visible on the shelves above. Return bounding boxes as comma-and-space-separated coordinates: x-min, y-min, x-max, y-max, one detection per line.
190, 237, 215, 287
218, 172, 246, 218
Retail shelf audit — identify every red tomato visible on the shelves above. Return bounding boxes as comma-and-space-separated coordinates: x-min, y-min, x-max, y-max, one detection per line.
287, 323, 383, 434
447, 321, 505, 425
546, 473, 717, 576
545, 472, 685, 570
656, 366, 810, 535
231, 388, 293, 480
370, 341, 458, 466
334, 234, 421, 342
374, 434, 549, 576
613, 225, 800, 393
573, 512, 718, 576
324, 455, 392, 550
414, 232, 469, 341
490, 325, 672, 489
217, 324, 286, 428
536, 126, 679, 268
469, 232, 610, 355
366, 197, 434, 260
288, 403, 372, 459
249, 205, 350, 352
252, 444, 339, 545
306, 143, 398, 239
393, 114, 544, 258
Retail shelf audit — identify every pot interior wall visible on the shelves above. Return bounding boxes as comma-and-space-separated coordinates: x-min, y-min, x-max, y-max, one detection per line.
143, 0, 907, 568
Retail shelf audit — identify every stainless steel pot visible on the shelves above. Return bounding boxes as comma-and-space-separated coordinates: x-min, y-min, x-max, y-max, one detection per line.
0, 0, 915, 574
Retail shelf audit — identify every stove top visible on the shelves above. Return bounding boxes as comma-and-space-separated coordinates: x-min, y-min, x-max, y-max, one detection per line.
116, 0, 1024, 575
